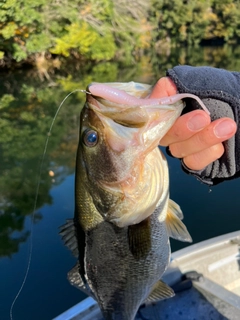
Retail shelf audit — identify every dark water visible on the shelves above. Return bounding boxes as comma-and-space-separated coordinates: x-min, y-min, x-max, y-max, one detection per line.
1, 46, 240, 320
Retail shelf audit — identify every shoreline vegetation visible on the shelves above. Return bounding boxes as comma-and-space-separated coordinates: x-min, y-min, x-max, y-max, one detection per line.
1, 0, 240, 73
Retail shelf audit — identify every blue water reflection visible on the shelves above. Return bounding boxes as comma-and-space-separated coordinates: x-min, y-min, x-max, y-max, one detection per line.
0, 175, 86, 320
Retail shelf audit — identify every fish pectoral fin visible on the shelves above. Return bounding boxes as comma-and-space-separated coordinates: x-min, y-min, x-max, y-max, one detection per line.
168, 199, 183, 220
68, 264, 96, 299
165, 199, 192, 243
145, 280, 175, 303
59, 219, 78, 257
128, 218, 151, 260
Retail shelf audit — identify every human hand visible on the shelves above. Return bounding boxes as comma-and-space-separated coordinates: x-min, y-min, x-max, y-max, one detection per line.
150, 77, 237, 171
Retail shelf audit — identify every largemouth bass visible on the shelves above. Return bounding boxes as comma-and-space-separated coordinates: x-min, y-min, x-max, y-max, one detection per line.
60, 82, 192, 320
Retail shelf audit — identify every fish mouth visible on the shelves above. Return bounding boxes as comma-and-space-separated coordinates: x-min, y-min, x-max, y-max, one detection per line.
86, 88, 149, 130
86, 80, 183, 121
85, 82, 183, 173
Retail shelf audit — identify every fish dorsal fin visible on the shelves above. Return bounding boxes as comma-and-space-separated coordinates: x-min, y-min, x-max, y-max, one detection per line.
59, 219, 78, 257
128, 218, 151, 260
165, 199, 192, 243
68, 263, 95, 299
145, 280, 175, 303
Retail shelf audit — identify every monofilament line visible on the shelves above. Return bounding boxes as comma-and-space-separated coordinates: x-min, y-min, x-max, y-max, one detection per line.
10, 89, 89, 320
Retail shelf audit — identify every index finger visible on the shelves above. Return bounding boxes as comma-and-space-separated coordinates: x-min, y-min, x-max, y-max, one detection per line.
160, 110, 211, 146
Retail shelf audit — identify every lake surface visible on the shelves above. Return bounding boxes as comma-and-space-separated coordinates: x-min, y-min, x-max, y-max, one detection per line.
1, 46, 240, 320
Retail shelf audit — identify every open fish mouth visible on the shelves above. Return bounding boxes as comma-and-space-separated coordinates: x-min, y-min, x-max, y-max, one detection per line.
85, 82, 184, 153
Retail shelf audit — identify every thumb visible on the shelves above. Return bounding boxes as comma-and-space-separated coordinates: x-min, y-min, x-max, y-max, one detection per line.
149, 77, 177, 98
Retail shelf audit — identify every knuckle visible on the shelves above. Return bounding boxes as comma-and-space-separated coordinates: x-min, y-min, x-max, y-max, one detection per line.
194, 130, 211, 148
169, 144, 185, 158
183, 143, 225, 171
209, 143, 224, 158
184, 154, 204, 171
193, 125, 219, 149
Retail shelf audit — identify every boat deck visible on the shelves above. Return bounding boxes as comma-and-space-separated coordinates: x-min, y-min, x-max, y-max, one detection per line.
54, 287, 230, 320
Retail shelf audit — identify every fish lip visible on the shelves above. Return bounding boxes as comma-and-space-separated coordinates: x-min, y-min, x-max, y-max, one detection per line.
86, 84, 92, 94
86, 94, 102, 111
86, 83, 99, 96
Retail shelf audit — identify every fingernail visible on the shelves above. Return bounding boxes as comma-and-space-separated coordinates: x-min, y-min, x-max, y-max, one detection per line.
214, 120, 236, 138
187, 114, 209, 131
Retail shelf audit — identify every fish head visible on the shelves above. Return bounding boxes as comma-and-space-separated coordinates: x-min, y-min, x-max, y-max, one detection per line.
77, 82, 184, 228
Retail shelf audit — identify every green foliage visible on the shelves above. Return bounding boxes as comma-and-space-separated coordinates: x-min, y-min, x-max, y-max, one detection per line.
150, 0, 240, 48
26, 33, 52, 53
0, 94, 15, 109
51, 22, 116, 60
51, 22, 95, 57
12, 43, 27, 61
58, 62, 119, 97
90, 32, 116, 60
0, 0, 150, 65
1, 0, 240, 67
0, 0, 53, 61
1, 22, 17, 39
150, 0, 209, 46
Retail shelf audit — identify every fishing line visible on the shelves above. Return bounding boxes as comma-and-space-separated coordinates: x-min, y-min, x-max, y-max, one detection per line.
10, 89, 90, 320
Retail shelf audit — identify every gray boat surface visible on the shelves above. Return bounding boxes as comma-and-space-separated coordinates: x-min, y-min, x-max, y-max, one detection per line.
54, 231, 240, 320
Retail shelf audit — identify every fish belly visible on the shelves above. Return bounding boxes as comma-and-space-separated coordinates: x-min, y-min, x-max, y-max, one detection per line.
85, 209, 170, 320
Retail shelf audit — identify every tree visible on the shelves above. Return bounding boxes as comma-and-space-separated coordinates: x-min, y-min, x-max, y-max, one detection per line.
0, 0, 151, 66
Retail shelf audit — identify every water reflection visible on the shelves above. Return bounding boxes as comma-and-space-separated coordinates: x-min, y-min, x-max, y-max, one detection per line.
1, 45, 240, 319
0, 72, 81, 257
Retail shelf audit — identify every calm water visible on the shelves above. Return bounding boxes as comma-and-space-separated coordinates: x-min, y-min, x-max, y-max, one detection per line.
1, 46, 240, 320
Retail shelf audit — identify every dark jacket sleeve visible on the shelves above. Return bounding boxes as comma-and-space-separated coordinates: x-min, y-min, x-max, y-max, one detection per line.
166, 65, 240, 185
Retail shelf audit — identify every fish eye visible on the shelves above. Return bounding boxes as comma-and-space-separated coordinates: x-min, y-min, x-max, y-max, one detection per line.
82, 129, 98, 147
